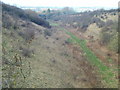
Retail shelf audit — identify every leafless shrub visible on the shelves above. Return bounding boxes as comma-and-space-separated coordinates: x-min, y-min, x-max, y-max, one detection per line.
44, 29, 52, 37
21, 24, 26, 27
19, 46, 23, 50
100, 16, 104, 19
10, 32, 15, 37
96, 21, 105, 28
56, 37, 59, 40
2, 56, 11, 65
45, 36, 49, 39
105, 20, 114, 26
101, 32, 111, 45
53, 41, 55, 44
64, 40, 70, 44
21, 48, 34, 58
18, 29, 35, 41
25, 29, 35, 41
18, 31, 24, 37
50, 58, 56, 63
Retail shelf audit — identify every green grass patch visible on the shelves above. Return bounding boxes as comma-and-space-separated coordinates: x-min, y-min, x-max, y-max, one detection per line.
50, 22, 60, 27
107, 58, 113, 63
66, 38, 76, 44
62, 28, 118, 87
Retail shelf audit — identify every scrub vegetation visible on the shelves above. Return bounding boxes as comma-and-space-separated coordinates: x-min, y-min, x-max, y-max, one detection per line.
2, 3, 119, 88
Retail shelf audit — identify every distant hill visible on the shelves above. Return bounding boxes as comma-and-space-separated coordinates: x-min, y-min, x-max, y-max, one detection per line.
2, 3, 51, 28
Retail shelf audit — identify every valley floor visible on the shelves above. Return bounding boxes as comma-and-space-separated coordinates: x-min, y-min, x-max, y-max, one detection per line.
21, 21, 118, 88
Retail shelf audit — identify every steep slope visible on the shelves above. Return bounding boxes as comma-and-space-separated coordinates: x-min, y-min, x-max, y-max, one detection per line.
2, 3, 51, 88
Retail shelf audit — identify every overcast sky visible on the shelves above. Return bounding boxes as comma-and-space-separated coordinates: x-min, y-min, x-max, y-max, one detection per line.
1, 0, 120, 8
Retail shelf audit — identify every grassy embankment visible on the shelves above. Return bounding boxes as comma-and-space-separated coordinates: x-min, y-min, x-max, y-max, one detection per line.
50, 22, 118, 87
65, 30, 118, 87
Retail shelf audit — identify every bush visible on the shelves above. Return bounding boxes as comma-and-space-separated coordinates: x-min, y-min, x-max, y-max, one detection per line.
100, 20, 118, 52
18, 29, 35, 41
21, 47, 34, 57
2, 12, 14, 29
96, 21, 105, 28
44, 29, 52, 37
101, 32, 111, 45
25, 29, 35, 41
90, 17, 101, 23
18, 31, 24, 37
105, 20, 114, 26
108, 34, 118, 52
